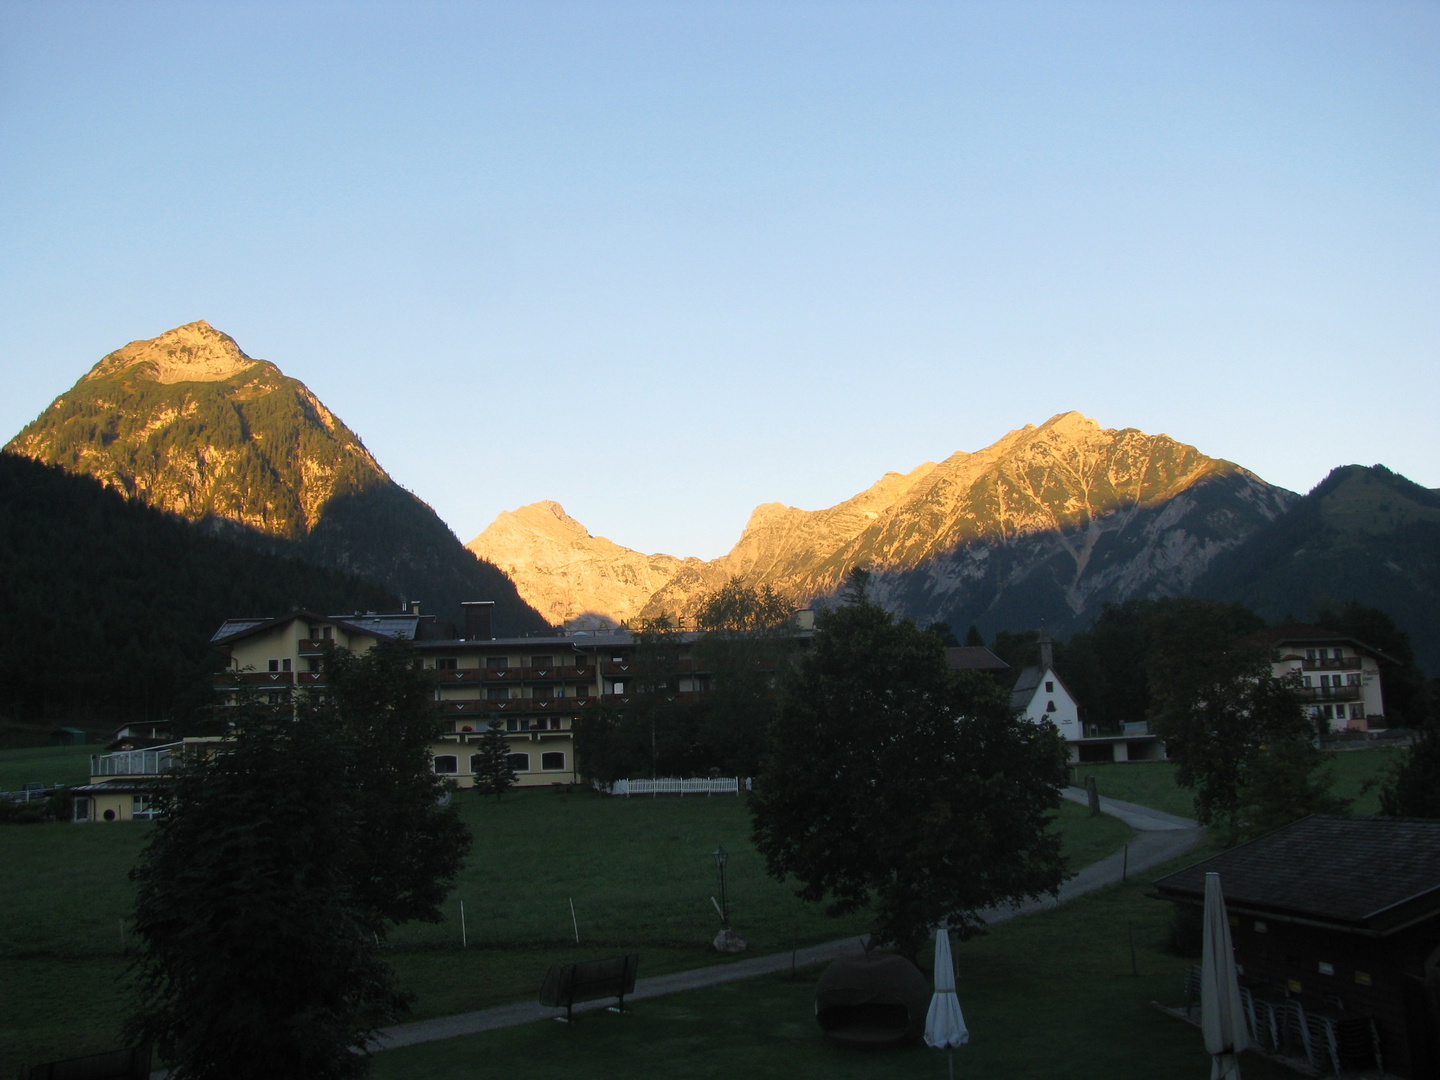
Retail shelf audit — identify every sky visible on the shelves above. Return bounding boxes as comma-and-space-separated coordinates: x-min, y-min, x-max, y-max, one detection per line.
1, 2, 1435, 561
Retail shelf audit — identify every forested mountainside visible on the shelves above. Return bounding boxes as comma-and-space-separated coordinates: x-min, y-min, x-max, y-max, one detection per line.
0, 452, 400, 730
6, 321, 547, 635
1192, 465, 1440, 675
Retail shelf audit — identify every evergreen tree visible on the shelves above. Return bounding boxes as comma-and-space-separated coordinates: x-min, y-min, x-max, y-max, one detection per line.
1378, 722, 1440, 818
472, 720, 517, 800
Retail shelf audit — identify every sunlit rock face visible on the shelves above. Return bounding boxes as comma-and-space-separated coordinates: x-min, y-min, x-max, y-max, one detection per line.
631, 413, 1293, 634
5, 321, 548, 634
7, 320, 385, 538
466, 501, 702, 628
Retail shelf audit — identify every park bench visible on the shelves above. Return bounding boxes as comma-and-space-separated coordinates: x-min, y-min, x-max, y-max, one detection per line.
19, 1044, 150, 1080
539, 952, 640, 1022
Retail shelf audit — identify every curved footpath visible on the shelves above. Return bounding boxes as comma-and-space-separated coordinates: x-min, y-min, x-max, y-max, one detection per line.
370, 788, 1201, 1053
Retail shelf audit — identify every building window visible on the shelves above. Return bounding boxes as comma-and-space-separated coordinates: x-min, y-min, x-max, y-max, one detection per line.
1350, 704, 1364, 719
532, 655, 553, 668
433, 756, 458, 774
485, 656, 508, 670
469, 754, 483, 773
1346, 673, 1360, 686
487, 687, 510, 701
508, 753, 531, 772
268, 658, 292, 672
434, 658, 458, 670
1045, 681, 1054, 692
541, 751, 566, 771
506, 718, 521, 732
532, 685, 553, 701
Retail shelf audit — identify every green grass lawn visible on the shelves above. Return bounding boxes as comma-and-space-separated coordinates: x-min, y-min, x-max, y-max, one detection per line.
0, 783, 1125, 1077
0, 744, 96, 791
369, 837, 1296, 1080
1070, 746, 1402, 820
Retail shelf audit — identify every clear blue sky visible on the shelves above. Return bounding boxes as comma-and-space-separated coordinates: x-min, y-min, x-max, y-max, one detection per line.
2, 2, 1435, 560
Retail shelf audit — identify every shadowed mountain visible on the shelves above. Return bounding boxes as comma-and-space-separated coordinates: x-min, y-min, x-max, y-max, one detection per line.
1192, 465, 1440, 674
0, 451, 400, 727
5, 322, 547, 634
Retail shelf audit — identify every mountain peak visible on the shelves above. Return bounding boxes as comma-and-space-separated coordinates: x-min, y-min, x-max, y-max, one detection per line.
87, 320, 261, 385
1037, 411, 1101, 438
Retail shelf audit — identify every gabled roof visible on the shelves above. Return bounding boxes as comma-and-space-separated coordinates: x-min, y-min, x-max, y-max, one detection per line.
1009, 665, 1077, 712
1152, 815, 1440, 935
1260, 624, 1398, 665
211, 609, 422, 646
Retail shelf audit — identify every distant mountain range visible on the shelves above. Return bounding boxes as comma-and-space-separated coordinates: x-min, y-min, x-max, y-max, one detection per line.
5, 322, 546, 635
6, 322, 1435, 676
471, 412, 1296, 630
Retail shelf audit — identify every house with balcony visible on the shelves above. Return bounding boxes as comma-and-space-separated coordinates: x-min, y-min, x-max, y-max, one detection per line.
71, 737, 224, 822
1263, 625, 1392, 732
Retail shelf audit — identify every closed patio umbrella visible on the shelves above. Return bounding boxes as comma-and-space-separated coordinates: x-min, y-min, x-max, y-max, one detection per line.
1202, 872, 1249, 1080
925, 927, 969, 1079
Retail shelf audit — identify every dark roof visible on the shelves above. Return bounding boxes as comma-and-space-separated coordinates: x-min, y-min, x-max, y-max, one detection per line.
1010, 666, 1043, 710
211, 610, 423, 645
1260, 624, 1399, 665
1152, 815, 1440, 935
944, 646, 1010, 673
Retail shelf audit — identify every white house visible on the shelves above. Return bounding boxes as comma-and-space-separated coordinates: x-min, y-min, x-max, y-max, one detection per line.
1264, 625, 1391, 732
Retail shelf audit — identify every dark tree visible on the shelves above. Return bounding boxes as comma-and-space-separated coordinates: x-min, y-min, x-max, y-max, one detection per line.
126, 645, 470, 1078
471, 720, 517, 800
927, 622, 961, 647
127, 710, 408, 1079
750, 591, 1069, 960
963, 625, 985, 648
1146, 599, 1314, 842
1233, 734, 1349, 839
1378, 721, 1440, 818
319, 640, 471, 929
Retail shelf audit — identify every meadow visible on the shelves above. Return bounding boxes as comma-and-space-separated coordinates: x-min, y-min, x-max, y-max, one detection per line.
0, 747, 1401, 1077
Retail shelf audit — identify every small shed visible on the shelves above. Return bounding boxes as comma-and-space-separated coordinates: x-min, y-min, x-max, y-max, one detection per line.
1151, 815, 1440, 1079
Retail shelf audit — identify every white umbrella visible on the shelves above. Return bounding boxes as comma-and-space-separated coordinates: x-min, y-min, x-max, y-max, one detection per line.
1201, 872, 1249, 1080
925, 927, 969, 1079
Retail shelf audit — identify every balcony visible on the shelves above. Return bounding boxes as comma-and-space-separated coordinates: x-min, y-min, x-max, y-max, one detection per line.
1301, 657, 1362, 672
91, 748, 172, 777
480, 668, 518, 682
295, 671, 328, 686
214, 671, 294, 688
434, 669, 481, 685
1299, 685, 1361, 702
297, 638, 331, 655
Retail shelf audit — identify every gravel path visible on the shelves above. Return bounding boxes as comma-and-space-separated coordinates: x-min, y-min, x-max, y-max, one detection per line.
370, 788, 1203, 1052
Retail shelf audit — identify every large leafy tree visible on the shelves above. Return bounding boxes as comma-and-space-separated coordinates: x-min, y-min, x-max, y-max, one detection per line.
750, 575, 1069, 960
1146, 598, 1318, 842
126, 643, 470, 1079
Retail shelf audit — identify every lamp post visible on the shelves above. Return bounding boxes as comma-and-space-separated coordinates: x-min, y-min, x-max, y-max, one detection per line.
713, 845, 729, 928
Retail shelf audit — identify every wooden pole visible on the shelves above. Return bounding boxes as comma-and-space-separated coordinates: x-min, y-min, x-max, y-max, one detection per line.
460, 900, 467, 949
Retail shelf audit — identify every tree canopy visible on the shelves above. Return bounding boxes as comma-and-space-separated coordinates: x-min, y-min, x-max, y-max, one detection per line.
749, 582, 1069, 959
126, 643, 470, 1078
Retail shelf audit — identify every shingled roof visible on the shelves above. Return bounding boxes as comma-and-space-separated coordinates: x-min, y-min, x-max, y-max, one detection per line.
1152, 815, 1440, 936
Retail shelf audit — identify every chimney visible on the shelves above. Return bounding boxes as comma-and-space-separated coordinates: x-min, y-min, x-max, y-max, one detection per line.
461, 601, 494, 641
1038, 634, 1054, 672
410, 601, 421, 616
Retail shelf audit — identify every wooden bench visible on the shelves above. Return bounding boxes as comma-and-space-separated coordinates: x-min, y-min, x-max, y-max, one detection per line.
19, 1045, 150, 1080
539, 953, 640, 1022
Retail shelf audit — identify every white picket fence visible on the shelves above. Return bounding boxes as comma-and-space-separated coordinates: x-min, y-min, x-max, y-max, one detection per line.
599, 777, 750, 797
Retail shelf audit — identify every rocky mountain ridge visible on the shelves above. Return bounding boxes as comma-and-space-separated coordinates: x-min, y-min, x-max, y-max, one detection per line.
466, 501, 703, 627
6, 322, 547, 634
472, 413, 1299, 637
